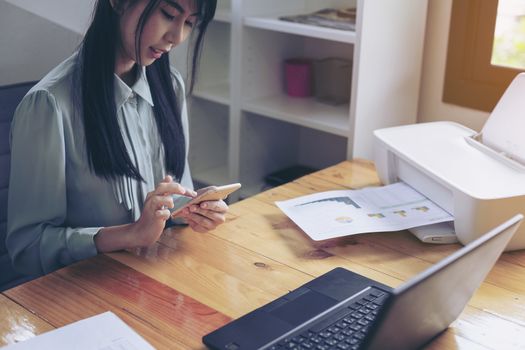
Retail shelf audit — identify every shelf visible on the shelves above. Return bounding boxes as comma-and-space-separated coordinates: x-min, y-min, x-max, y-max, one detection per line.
214, 9, 231, 23
192, 81, 230, 105
243, 16, 355, 44
242, 94, 350, 137
193, 166, 230, 187
182, 0, 426, 201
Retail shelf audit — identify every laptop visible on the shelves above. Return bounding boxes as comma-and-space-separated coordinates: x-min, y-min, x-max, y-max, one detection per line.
203, 214, 523, 350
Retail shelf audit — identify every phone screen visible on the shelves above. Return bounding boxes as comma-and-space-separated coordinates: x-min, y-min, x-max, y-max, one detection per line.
170, 194, 194, 213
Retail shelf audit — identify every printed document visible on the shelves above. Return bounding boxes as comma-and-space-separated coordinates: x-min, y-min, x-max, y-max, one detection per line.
276, 182, 454, 241
3, 311, 154, 350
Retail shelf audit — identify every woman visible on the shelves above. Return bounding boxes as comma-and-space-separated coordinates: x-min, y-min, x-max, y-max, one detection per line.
6, 0, 225, 276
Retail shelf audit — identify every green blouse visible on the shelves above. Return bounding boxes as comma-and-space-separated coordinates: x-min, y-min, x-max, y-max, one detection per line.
7, 53, 192, 276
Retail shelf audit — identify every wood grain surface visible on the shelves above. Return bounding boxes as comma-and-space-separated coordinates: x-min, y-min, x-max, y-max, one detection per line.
2, 160, 524, 350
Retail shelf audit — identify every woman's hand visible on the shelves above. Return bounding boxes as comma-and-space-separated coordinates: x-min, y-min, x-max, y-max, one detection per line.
131, 175, 194, 246
175, 187, 229, 232
94, 176, 194, 253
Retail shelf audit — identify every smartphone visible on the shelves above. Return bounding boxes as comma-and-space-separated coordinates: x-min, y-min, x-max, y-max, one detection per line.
170, 183, 242, 216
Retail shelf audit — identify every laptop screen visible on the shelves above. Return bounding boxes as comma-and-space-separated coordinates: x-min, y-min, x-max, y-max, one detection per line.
364, 214, 522, 350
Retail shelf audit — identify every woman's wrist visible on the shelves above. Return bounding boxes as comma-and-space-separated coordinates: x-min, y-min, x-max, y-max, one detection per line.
94, 222, 141, 253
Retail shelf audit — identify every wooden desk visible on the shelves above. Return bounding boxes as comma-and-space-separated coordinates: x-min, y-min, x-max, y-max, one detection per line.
2, 160, 525, 349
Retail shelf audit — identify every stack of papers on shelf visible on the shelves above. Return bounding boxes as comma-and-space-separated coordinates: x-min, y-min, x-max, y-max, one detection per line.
3, 312, 154, 350
279, 8, 356, 31
276, 182, 454, 241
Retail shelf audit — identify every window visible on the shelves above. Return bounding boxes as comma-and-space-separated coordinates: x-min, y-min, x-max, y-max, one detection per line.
443, 0, 525, 112
492, 0, 525, 70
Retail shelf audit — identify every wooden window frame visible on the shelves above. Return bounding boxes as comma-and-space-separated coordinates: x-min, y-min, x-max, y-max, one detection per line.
444, 0, 523, 112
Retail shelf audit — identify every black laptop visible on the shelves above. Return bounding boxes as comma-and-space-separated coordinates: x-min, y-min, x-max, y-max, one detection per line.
203, 214, 522, 350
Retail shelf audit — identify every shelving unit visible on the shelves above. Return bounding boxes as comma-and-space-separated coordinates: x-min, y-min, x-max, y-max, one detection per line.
193, 81, 230, 105
243, 16, 356, 44
171, 0, 428, 200
243, 94, 350, 137
214, 9, 232, 23
186, 99, 230, 188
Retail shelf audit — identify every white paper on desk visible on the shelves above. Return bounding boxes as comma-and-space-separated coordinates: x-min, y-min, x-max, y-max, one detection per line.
275, 182, 454, 241
2, 311, 154, 350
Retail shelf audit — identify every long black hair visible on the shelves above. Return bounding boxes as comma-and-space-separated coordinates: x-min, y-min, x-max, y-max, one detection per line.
78, 0, 216, 181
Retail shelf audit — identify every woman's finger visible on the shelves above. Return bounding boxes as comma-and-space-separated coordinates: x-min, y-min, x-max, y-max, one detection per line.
184, 188, 198, 197
155, 181, 186, 196
199, 200, 228, 212
189, 205, 226, 222
197, 210, 225, 225
186, 217, 208, 233
155, 208, 171, 220
148, 195, 175, 211
188, 212, 221, 230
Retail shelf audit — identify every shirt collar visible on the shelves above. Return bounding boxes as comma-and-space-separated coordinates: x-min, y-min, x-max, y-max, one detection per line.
114, 66, 154, 109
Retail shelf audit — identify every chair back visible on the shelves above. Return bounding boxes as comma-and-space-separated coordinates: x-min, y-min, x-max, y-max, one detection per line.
0, 81, 37, 290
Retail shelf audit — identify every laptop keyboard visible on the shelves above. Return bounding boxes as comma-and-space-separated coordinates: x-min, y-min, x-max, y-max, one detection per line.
268, 287, 389, 350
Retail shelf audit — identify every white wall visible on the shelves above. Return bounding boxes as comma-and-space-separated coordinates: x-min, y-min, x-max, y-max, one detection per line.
418, 0, 490, 131
0, 1, 82, 85
4, 0, 95, 34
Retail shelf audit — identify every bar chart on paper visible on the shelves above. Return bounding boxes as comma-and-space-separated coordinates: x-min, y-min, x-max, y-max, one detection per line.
275, 182, 454, 241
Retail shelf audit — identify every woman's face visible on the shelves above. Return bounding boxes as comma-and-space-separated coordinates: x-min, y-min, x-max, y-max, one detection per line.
116, 0, 198, 69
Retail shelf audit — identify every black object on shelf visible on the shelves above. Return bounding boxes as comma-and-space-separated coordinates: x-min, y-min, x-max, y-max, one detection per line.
264, 165, 318, 187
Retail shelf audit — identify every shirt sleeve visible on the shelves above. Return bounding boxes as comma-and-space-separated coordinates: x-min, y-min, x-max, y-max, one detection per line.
7, 89, 100, 276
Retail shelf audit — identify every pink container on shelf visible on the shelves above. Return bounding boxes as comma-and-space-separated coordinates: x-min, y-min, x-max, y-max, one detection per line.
284, 58, 313, 97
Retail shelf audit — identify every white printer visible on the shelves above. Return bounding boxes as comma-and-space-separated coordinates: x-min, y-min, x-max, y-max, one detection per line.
374, 73, 525, 251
